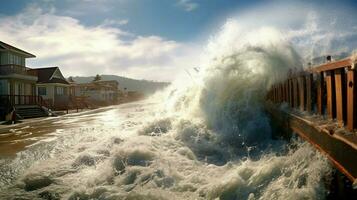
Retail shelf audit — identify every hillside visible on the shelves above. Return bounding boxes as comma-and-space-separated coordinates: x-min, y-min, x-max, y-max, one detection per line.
71, 75, 170, 95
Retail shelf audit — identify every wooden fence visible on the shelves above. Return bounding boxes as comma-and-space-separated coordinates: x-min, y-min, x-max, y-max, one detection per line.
266, 57, 356, 131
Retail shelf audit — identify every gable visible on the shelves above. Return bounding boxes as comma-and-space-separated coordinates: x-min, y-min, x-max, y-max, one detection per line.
29, 67, 68, 84
51, 68, 65, 80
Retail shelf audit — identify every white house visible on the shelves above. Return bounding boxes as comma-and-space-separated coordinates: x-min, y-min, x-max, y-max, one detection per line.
29, 67, 70, 110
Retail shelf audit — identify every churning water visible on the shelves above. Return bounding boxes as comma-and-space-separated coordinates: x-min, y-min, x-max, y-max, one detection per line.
0, 22, 333, 200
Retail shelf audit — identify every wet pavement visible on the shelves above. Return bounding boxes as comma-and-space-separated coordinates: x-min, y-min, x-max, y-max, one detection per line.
0, 104, 137, 158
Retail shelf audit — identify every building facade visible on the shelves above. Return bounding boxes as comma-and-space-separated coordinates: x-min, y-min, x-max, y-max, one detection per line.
0, 41, 37, 100
69, 80, 120, 106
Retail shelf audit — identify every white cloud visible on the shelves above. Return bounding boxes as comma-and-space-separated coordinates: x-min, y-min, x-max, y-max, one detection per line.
177, 0, 199, 12
226, 1, 357, 63
102, 18, 129, 27
0, 5, 200, 81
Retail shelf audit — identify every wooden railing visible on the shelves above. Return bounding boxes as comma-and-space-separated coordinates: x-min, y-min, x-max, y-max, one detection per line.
0, 95, 46, 107
266, 57, 356, 131
0, 64, 37, 76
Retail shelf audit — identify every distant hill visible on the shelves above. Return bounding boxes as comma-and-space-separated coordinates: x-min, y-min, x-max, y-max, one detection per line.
71, 75, 170, 95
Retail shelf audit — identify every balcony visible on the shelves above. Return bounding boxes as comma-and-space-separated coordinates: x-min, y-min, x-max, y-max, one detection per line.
0, 64, 37, 77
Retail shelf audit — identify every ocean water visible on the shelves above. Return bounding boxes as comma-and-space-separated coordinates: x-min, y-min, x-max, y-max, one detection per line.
0, 22, 333, 200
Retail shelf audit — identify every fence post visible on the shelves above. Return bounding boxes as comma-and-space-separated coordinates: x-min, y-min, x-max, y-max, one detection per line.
293, 77, 299, 108
325, 70, 336, 119
334, 68, 347, 126
306, 73, 313, 112
298, 74, 306, 111
289, 79, 293, 107
285, 80, 289, 103
347, 68, 356, 131
317, 72, 324, 115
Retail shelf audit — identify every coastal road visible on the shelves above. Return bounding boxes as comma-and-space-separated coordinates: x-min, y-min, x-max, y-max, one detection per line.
0, 102, 144, 158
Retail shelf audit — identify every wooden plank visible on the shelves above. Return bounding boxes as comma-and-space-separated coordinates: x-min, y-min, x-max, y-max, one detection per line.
334, 68, 346, 126
273, 85, 275, 102
298, 75, 306, 111
281, 83, 285, 102
276, 85, 279, 102
325, 71, 336, 119
311, 58, 353, 73
306, 73, 313, 112
293, 78, 299, 108
289, 79, 293, 107
347, 69, 356, 131
286, 82, 288, 102
266, 104, 357, 183
278, 84, 282, 103
316, 72, 324, 114
276, 85, 279, 103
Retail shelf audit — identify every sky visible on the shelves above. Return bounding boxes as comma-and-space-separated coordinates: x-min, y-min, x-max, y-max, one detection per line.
1, 0, 357, 81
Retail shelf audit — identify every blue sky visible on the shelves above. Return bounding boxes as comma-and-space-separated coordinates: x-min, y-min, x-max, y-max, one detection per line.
1, 0, 357, 81
0, 0, 259, 41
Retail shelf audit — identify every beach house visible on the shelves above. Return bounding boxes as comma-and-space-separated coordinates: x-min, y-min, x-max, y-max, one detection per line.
29, 67, 70, 110
0, 41, 50, 119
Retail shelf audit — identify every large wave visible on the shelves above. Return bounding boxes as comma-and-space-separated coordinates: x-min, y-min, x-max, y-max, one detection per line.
157, 23, 303, 156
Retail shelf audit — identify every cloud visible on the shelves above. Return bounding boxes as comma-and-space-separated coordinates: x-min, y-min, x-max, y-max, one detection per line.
102, 18, 129, 27
177, 0, 199, 12
226, 1, 357, 64
0, 5, 200, 81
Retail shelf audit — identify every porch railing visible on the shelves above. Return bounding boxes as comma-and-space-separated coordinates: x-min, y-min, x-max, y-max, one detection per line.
0, 95, 46, 107
0, 64, 37, 76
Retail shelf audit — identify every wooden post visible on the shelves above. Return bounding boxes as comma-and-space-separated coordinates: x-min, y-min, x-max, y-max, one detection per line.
279, 83, 285, 103
278, 83, 283, 103
306, 73, 313, 112
280, 83, 284, 103
277, 84, 280, 103
285, 81, 289, 103
298, 75, 306, 111
274, 85, 276, 103
289, 79, 294, 107
316, 72, 324, 115
293, 78, 299, 108
325, 70, 336, 119
347, 68, 356, 131
334, 68, 346, 126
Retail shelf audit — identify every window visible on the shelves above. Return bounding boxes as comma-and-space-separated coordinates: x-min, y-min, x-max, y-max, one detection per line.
8, 54, 13, 64
56, 87, 64, 95
15, 56, 19, 65
38, 87, 47, 96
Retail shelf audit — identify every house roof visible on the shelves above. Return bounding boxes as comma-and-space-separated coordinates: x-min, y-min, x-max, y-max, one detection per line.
29, 67, 69, 85
0, 41, 36, 58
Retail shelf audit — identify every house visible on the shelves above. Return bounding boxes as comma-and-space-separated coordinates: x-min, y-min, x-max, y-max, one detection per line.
0, 41, 37, 99
29, 67, 70, 110
0, 41, 51, 120
92, 80, 120, 103
70, 80, 120, 106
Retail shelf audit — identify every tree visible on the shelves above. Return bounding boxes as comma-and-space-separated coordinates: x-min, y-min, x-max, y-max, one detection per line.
93, 74, 101, 82
68, 76, 75, 83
